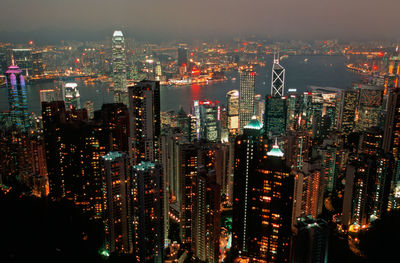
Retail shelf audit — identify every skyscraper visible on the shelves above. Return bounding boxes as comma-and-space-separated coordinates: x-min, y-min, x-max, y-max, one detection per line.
112, 30, 127, 105
271, 54, 285, 97
192, 168, 221, 263
292, 217, 329, 263
252, 142, 293, 262
232, 116, 265, 256
39, 89, 56, 103
233, 122, 294, 262
128, 80, 161, 164
101, 152, 132, 254
84, 100, 94, 119
5, 64, 29, 131
337, 89, 357, 136
192, 100, 221, 142
177, 46, 188, 69
131, 161, 164, 262
264, 96, 287, 138
63, 82, 80, 110
226, 90, 239, 132
239, 68, 255, 130
254, 94, 265, 123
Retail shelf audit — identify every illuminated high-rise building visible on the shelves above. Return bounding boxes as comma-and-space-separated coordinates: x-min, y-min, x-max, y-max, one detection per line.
39, 89, 56, 103
292, 217, 329, 263
131, 161, 164, 262
192, 100, 221, 142
5, 64, 29, 131
337, 89, 357, 136
128, 80, 160, 164
254, 94, 265, 123
264, 96, 287, 138
292, 161, 324, 224
192, 169, 221, 263
383, 88, 400, 210
42, 101, 110, 219
94, 103, 130, 153
226, 90, 239, 132
101, 152, 133, 254
354, 84, 384, 132
63, 82, 80, 110
84, 100, 94, 119
233, 121, 293, 262
179, 143, 199, 244
112, 30, 128, 105
232, 117, 265, 256
271, 54, 285, 97
239, 68, 255, 130
342, 154, 392, 227
177, 46, 188, 68
32, 51, 44, 77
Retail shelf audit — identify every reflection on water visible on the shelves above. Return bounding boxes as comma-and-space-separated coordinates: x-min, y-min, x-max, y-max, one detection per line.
0, 55, 360, 115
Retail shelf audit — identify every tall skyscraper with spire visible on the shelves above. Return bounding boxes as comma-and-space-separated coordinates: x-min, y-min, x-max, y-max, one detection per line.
265, 55, 287, 138
239, 68, 255, 131
112, 30, 128, 105
271, 54, 285, 97
5, 63, 29, 131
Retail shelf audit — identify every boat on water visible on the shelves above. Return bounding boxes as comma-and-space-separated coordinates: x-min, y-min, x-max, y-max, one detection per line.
280, 54, 289, 60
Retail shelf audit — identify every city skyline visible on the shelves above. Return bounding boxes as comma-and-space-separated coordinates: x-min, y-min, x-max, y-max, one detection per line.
2, 3, 400, 262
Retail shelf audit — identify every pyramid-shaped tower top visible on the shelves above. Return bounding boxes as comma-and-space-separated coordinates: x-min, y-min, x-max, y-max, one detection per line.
267, 138, 284, 157
244, 116, 263, 130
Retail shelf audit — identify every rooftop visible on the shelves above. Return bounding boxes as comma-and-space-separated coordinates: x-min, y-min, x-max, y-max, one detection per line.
102, 151, 124, 161
133, 161, 156, 171
267, 139, 284, 157
244, 116, 263, 130
113, 30, 124, 37
5, 65, 22, 74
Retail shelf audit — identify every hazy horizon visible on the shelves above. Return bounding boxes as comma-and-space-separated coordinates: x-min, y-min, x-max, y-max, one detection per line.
0, 0, 399, 44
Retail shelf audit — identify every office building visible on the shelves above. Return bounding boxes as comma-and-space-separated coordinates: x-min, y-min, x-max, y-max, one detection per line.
232, 117, 265, 256
5, 64, 29, 131
128, 80, 160, 164
239, 68, 255, 130
84, 100, 95, 119
192, 169, 221, 263
292, 217, 329, 263
226, 90, 239, 132
271, 54, 285, 97
102, 152, 132, 254
63, 82, 81, 110
233, 127, 293, 262
264, 96, 287, 138
192, 100, 221, 142
131, 161, 164, 262
112, 30, 128, 104
39, 89, 56, 103
337, 90, 357, 136
254, 94, 265, 123
177, 46, 188, 68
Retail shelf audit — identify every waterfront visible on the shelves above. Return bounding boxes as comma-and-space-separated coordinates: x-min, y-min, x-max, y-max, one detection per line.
0, 55, 360, 115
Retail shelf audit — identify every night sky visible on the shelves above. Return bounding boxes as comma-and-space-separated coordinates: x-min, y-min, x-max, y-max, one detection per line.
0, 0, 399, 42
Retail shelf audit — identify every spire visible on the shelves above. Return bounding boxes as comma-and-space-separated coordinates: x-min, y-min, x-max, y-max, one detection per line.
11, 53, 15, 66
267, 138, 284, 157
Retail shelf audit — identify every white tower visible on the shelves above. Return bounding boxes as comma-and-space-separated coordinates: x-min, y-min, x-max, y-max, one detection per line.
112, 30, 127, 104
